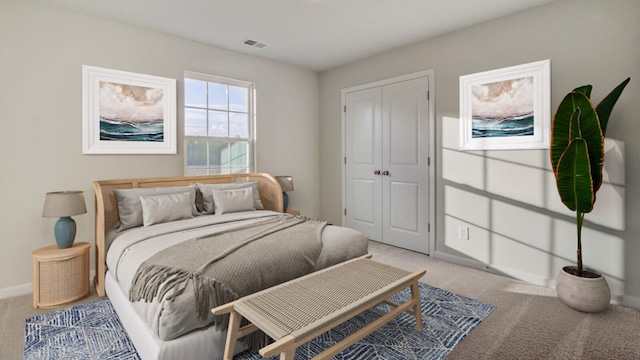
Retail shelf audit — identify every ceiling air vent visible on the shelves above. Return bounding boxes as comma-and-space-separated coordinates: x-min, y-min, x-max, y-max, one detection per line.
242, 39, 267, 48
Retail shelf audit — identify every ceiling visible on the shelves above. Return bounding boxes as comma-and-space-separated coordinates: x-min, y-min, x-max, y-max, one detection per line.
40, 0, 558, 71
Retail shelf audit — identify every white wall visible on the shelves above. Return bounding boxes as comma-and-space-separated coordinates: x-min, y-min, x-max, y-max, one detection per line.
0, 0, 320, 292
319, 0, 640, 305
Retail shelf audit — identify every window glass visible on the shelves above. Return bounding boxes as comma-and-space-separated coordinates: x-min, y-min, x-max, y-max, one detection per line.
186, 140, 207, 166
185, 109, 207, 136
229, 112, 249, 138
229, 86, 248, 112
208, 140, 228, 167
184, 72, 254, 175
184, 79, 206, 108
208, 82, 227, 111
207, 110, 228, 137
229, 142, 248, 166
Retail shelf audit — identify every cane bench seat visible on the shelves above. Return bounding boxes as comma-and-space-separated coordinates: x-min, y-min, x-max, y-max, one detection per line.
212, 255, 426, 360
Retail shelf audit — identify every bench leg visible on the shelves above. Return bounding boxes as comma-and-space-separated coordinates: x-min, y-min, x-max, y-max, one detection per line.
279, 347, 296, 360
223, 311, 242, 360
411, 281, 423, 332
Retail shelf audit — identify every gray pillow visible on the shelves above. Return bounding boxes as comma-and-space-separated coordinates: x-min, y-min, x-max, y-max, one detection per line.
114, 185, 198, 231
211, 188, 256, 214
140, 192, 194, 227
197, 182, 264, 214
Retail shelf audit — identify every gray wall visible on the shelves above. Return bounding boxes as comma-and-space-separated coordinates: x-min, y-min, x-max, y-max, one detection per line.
319, 0, 640, 305
0, 0, 320, 291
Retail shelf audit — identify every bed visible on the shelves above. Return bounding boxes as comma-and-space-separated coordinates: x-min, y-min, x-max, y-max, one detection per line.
93, 173, 369, 360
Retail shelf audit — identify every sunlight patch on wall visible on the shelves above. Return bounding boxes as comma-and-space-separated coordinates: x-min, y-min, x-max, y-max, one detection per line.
445, 186, 490, 228
486, 157, 547, 208
483, 148, 550, 170
443, 215, 490, 263
491, 200, 552, 254
442, 149, 485, 189
441, 116, 626, 298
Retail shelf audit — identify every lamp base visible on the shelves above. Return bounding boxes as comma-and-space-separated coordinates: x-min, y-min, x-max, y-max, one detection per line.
54, 216, 76, 249
283, 192, 289, 212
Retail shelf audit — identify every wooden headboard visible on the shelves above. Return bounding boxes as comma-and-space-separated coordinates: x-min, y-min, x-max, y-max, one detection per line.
92, 173, 283, 296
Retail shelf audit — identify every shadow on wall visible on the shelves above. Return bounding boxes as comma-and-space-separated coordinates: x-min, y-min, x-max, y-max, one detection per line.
441, 117, 626, 301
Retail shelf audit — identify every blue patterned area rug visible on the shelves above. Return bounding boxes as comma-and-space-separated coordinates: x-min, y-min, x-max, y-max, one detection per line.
24, 298, 139, 360
236, 283, 495, 360
25, 283, 494, 360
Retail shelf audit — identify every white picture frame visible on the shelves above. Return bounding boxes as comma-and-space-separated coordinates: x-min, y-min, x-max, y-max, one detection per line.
459, 59, 550, 150
82, 65, 176, 154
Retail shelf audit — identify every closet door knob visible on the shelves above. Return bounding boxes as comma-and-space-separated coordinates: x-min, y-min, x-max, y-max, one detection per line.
374, 170, 381, 175
382, 170, 390, 176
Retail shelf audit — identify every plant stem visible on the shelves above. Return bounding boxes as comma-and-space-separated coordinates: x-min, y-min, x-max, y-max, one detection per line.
576, 211, 584, 277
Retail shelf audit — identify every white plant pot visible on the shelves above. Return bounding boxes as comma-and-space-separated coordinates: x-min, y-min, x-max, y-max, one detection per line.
556, 266, 610, 313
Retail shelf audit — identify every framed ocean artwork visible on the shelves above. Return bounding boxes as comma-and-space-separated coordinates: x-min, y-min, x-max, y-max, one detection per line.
459, 59, 550, 150
82, 65, 176, 154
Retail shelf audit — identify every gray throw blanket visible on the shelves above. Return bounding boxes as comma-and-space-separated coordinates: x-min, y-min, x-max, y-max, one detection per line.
129, 214, 326, 351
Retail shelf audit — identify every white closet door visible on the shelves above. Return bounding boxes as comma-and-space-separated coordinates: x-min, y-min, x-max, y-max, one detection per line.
344, 87, 383, 241
381, 77, 430, 253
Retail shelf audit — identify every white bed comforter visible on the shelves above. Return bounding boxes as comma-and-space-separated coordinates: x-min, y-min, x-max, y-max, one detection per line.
106, 210, 369, 341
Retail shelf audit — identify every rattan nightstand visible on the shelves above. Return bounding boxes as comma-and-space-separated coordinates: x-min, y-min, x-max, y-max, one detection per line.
32, 242, 90, 308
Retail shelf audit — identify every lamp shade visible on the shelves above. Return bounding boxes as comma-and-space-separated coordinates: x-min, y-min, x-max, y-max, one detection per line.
276, 176, 294, 192
42, 191, 87, 218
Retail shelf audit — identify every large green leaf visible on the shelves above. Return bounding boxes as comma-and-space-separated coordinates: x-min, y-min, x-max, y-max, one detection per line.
573, 85, 592, 98
569, 108, 581, 140
550, 92, 604, 190
551, 93, 574, 173
596, 77, 630, 136
555, 139, 594, 213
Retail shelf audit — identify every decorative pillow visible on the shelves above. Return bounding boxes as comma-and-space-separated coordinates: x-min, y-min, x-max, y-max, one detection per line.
197, 182, 264, 213
194, 184, 205, 213
211, 188, 256, 214
113, 185, 198, 231
140, 192, 194, 227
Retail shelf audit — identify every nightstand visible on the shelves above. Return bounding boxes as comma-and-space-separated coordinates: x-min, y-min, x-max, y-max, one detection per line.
286, 209, 300, 216
32, 242, 90, 308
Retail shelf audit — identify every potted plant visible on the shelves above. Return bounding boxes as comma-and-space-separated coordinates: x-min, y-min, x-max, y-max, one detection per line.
550, 77, 630, 312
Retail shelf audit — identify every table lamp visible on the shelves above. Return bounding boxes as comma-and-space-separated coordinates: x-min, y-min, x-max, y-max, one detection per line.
42, 191, 87, 249
275, 176, 294, 212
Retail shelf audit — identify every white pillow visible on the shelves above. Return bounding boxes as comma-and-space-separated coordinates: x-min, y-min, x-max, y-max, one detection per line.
198, 182, 264, 213
211, 188, 256, 214
114, 185, 198, 231
140, 192, 194, 227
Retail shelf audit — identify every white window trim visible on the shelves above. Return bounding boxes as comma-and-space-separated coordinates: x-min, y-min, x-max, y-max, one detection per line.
183, 70, 257, 175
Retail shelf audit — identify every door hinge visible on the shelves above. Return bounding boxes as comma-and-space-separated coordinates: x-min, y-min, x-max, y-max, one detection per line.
344, 105, 346, 112
344, 208, 347, 216
427, 91, 430, 100
344, 157, 347, 164
428, 223, 431, 232
428, 157, 431, 166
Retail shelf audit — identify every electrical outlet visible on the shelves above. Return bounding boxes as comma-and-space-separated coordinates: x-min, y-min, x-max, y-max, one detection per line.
458, 226, 469, 240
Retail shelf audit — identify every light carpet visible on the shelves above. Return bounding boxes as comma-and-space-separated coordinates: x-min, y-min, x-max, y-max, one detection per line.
24, 283, 494, 360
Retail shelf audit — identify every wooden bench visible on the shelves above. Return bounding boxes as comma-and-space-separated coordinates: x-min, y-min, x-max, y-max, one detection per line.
211, 254, 426, 360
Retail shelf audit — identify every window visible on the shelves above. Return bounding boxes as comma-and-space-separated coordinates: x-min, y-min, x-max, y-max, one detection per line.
184, 71, 255, 175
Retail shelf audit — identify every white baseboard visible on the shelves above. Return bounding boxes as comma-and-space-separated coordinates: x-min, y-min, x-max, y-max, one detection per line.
0, 270, 96, 300
0, 282, 32, 299
433, 250, 640, 311
432, 250, 485, 270
623, 294, 640, 310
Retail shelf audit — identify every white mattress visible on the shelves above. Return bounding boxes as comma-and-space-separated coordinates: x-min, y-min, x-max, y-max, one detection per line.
106, 271, 246, 360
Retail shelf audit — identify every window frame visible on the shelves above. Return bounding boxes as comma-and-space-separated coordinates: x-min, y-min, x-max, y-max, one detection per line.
183, 70, 256, 175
